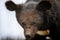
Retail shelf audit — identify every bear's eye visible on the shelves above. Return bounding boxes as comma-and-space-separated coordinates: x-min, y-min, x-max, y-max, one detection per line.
22, 22, 26, 25
31, 22, 37, 25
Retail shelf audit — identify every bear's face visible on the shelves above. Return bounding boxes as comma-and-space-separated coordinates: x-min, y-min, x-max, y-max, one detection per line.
5, 1, 51, 39
17, 9, 43, 38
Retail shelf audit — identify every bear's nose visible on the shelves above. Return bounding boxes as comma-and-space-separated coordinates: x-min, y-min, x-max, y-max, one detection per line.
26, 35, 31, 38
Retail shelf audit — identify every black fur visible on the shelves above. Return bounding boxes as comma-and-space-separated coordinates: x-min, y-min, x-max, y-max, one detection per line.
5, 1, 17, 11
36, 1, 52, 11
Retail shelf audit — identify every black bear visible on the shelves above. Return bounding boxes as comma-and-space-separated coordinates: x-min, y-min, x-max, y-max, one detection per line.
5, 0, 58, 40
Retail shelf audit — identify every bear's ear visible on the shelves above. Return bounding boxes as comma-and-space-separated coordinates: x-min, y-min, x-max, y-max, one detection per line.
36, 1, 52, 11
5, 1, 17, 11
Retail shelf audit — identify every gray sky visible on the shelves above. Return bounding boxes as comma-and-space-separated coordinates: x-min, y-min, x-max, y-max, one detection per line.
0, 0, 27, 39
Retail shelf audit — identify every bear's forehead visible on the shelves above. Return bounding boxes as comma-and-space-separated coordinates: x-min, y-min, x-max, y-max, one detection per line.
19, 10, 43, 23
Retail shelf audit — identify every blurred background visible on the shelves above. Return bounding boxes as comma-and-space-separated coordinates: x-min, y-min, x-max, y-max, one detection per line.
0, 0, 27, 40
